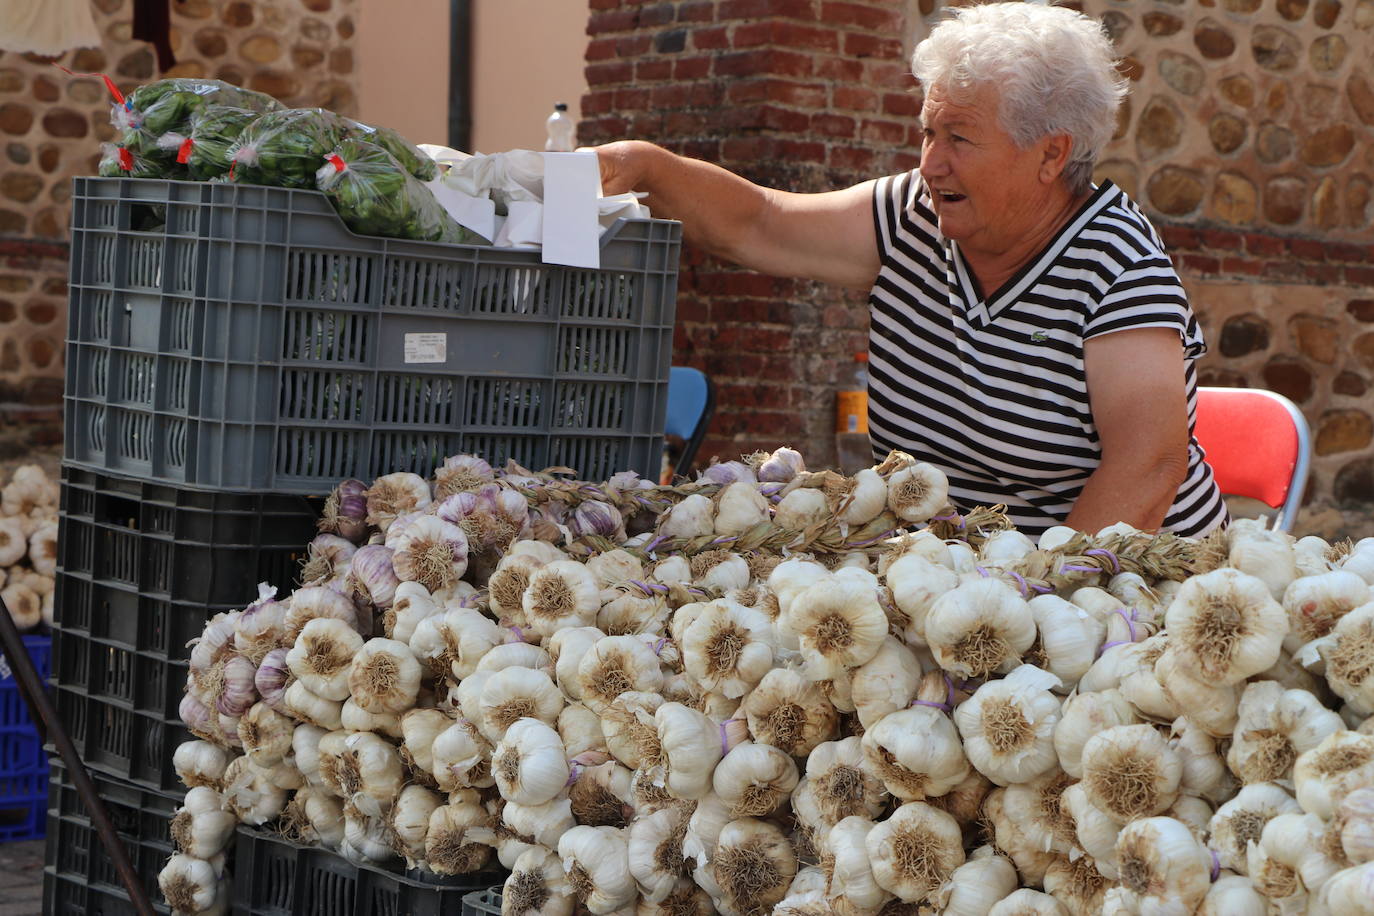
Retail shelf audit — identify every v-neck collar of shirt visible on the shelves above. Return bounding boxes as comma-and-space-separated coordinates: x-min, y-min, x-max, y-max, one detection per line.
938, 179, 1122, 326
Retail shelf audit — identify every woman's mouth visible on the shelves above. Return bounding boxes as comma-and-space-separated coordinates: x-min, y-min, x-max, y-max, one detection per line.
936, 190, 967, 203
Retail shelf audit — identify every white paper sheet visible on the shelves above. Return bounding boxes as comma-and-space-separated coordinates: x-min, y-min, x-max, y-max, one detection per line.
540, 151, 603, 269
425, 176, 497, 242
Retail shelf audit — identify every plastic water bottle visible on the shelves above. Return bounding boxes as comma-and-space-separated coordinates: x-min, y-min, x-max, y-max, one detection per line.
545, 102, 575, 152
835, 352, 873, 473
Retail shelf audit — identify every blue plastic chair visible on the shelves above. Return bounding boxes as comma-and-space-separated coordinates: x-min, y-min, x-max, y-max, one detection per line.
665, 367, 715, 478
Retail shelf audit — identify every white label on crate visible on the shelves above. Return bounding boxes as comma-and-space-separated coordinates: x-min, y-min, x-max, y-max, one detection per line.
404, 333, 447, 364
0, 653, 10, 680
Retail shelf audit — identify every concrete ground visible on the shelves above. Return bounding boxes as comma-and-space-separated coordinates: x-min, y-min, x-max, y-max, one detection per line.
0, 840, 45, 916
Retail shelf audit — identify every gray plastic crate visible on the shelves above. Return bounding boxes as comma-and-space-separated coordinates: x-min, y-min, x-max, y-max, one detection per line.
461, 887, 501, 914
64, 177, 681, 492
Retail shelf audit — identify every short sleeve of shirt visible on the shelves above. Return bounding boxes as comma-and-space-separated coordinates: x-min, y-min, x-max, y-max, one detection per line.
1085, 258, 1207, 361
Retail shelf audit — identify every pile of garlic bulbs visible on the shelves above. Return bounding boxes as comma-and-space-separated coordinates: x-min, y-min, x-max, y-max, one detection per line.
0, 464, 57, 631
161, 448, 1374, 916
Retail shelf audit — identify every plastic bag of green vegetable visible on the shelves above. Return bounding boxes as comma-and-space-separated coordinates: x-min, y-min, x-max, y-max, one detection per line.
316, 138, 487, 244
97, 142, 166, 179
158, 105, 259, 180
344, 118, 438, 182
227, 108, 350, 189
114, 78, 281, 165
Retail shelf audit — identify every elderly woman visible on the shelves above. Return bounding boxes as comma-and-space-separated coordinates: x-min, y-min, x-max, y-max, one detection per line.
595, 2, 1227, 537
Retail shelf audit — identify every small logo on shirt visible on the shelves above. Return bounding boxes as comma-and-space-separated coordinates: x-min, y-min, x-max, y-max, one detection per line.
1031, 330, 1049, 342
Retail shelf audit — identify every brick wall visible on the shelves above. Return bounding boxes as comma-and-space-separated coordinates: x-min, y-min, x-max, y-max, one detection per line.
583, 0, 1374, 531
0, 0, 358, 452
581, 0, 921, 467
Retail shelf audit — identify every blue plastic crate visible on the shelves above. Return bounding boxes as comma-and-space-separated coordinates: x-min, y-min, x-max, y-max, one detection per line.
0, 635, 51, 841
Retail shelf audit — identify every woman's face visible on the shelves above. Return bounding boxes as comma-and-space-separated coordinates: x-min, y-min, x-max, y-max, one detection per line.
918, 82, 1064, 260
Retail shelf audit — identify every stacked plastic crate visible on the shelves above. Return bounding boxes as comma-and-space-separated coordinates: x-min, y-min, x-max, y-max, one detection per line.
49, 176, 680, 913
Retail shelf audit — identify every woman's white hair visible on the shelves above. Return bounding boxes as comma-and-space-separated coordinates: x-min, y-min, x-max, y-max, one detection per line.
910, 2, 1127, 195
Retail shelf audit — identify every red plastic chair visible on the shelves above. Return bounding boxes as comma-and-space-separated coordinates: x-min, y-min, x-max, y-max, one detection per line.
1194, 387, 1311, 532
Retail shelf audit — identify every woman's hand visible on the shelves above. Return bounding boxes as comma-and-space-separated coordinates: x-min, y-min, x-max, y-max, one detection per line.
583, 140, 662, 198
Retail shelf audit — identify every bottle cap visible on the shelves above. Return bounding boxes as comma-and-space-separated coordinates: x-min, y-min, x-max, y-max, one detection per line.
555, 102, 569, 111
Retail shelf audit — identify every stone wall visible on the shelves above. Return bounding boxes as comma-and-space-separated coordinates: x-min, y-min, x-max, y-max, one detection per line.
0, 0, 358, 437
583, 0, 1374, 527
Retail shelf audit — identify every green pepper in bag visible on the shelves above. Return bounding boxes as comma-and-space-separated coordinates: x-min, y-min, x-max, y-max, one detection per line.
116, 78, 282, 165
316, 138, 486, 244
227, 108, 350, 189
158, 105, 259, 181
344, 119, 438, 182
97, 141, 167, 179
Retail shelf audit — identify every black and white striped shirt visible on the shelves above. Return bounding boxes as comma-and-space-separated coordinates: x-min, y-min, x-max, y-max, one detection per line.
867, 170, 1228, 537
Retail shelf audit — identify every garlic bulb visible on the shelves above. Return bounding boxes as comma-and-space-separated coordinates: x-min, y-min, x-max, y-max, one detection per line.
173, 740, 230, 790
559, 702, 608, 759
1061, 782, 1121, 877
1196, 874, 1268, 916
599, 591, 671, 637
365, 471, 432, 531
385, 581, 440, 644
602, 691, 665, 772
658, 493, 715, 538
979, 529, 1037, 568
826, 816, 891, 909
653, 702, 725, 801
1281, 569, 1369, 653
390, 784, 445, 868
585, 548, 645, 588
477, 639, 552, 675
1247, 811, 1344, 905
1227, 680, 1345, 785
778, 573, 887, 680
627, 803, 691, 903
851, 637, 922, 728
714, 481, 770, 535
1042, 854, 1113, 914
1053, 688, 1139, 778
348, 637, 421, 714
988, 889, 1070, 915
1169, 716, 1231, 803
578, 635, 665, 714
505, 796, 576, 846
285, 584, 361, 640
503, 845, 576, 916
885, 461, 948, 523
222, 756, 288, 825
863, 704, 970, 801
1293, 729, 1374, 819
287, 617, 364, 701
1229, 525, 1299, 601
1336, 786, 1374, 864
559, 824, 637, 914
158, 853, 223, 916
1080, 724, 1181, 825
1153, 647, 1240, 738
523, 559, 601, 637
425, 798, 494, 875
1112, 816, 1212, 914
1163, 567, 1287, 685
1207, 781, 1301, 874
398, 707, 451, 784
954, 664, 1062, 786
934, 845, 1018, 916
1026, 595, 1105, 690
925, 578, 1036, 680
291, 723, 328, 789
170, 786, 237, 860
740, 667, 837, 756
712, 740, 798, 817
702, 817, 797, 915
690, 549, 751, 593
478, 666, 565, 743
866, 801, 964, 904
339, 702, 404, 739
997, 769, 1078, 858
238, 701, 294, 769
431, 719, 493, 791
1116, 637, 1182, 722
800, 736, 888, 827
1312, 603, 1374, 716
682, 598, 777, 698
550, 626, 607, 700
338, 731, 405, 818
884, 553, 960, 647
568, 760, 635, 828
487, 553, 545, 627
294, 787, 345, 848
774, 487, 830, 532
493, 717, 569, 806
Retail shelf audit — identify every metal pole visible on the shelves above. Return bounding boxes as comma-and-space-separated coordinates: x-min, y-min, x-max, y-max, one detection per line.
448, 0, 473, 152
0, 596, 156, 916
